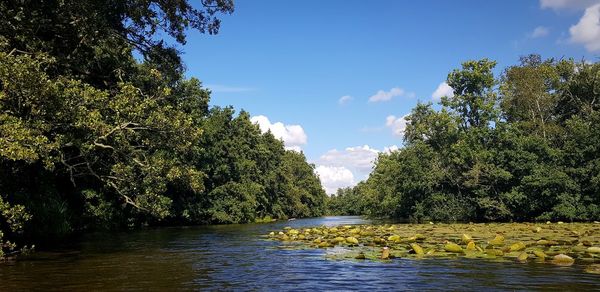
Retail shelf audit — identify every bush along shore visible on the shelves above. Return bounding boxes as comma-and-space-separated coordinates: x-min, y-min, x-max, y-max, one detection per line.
266, 222, 600, 274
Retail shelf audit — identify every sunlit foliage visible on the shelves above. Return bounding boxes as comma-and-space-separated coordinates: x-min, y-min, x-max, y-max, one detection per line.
332, 56, 600, 223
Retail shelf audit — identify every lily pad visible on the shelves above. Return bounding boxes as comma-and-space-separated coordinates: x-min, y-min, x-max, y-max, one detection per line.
466, 241, 476, 251
444, 242, 463, 253
533, 250, 547, 259
461, 234, 472, 244
489, 234, 505, 246
410, 243, 425, 255
586, 247, 600, 254
517, 252, 528, 262
346, 236, 359, 245
355, 252, 366, 260
486, 249, 504, 257
551, 254, 575, 266
509, 242, 526, 252
387, 235, 401, 242
584, 264, 600, 274
381, 247, 390, 260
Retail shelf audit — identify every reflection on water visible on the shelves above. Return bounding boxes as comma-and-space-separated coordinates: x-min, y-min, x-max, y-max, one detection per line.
1, 216, 599, 291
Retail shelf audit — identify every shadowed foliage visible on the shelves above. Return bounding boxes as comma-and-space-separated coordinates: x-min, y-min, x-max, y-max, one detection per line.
0, 0, 327, 258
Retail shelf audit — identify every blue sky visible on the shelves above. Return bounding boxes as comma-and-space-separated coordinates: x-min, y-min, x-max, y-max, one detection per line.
180, 0, 600, 193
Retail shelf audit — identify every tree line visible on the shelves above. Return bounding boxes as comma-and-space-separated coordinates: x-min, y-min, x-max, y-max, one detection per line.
0, 0, 326, 258
329, 56, 600, 223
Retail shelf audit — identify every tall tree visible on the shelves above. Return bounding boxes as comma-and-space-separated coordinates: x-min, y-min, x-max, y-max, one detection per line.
443, 59, 498, 130
500, 54, 559, 139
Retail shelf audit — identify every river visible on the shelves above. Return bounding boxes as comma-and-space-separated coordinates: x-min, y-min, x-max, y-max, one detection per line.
1, 216, 598, 291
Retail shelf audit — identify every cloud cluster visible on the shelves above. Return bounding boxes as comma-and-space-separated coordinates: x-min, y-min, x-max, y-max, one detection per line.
386, 114, 409, 137
250, 115, 307, 151
569, 4, 600, 52
319, 145, 380, 173
249, 114, 402, 195
539, 0, 600, 52
314, 166, 355, 195
431, 82, 454, 101
314, 144, 399, 195
368, 87, 414, 103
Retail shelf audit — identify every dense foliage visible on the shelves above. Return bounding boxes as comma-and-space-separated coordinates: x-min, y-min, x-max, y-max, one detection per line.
0, 0, 326, 258
332, 56, 600, 223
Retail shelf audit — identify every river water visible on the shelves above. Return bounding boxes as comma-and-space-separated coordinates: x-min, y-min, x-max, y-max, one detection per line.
1, 216, 599, 291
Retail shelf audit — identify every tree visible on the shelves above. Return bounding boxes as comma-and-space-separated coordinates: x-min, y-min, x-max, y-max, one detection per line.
0, 0, 234, 86
443, 59, 498, 130
338, 56, 600, 223
404, 102, 459, 151
554, 60, 600, 120
0, 0, 329, 259
500, 54, 559, 139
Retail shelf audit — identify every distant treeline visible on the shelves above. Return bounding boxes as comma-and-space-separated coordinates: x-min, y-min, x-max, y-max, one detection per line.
0, 0, 326, 258
328, 56, 600, 223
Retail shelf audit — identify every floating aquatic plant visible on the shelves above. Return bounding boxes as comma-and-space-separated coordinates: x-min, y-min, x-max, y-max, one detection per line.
265, 222, 600, 274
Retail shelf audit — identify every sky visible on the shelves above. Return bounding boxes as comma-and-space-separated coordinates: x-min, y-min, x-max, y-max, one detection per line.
179, 0, 600, 194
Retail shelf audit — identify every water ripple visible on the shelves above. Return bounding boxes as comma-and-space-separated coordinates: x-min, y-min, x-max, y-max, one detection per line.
1, 217, 599, 291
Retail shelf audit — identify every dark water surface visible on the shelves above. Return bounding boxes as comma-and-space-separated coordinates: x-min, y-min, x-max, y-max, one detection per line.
1, 216, 599, 291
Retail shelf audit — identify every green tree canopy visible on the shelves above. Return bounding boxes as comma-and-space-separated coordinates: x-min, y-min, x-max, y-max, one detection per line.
331, 55, 600, 223
0, 0, 328, 258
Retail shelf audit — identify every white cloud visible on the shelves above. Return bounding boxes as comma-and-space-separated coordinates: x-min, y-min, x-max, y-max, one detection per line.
315, 166, 355, 195
386, 114, 409, 137
530, 26, 550, 38
319, 145, 380, 173
250, 115, 307, 151
338, 95, 353, 105
205, 84, 255, 93
540, 0, 599, 10
314, 144, 400, 194
384, 145, 399, 153
570, 4, 600, 52
431, 82, 454, 101
285, 145, 303, 152
368, 87, 414, 102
